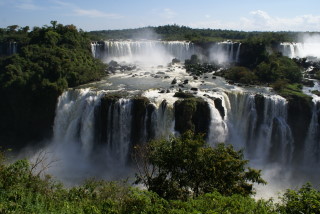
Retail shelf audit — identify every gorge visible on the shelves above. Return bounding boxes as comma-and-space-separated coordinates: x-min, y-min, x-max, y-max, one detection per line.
37, 39, 319, 197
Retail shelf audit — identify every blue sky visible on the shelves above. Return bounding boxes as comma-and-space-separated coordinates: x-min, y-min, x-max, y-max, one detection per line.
1, 0, 320, 31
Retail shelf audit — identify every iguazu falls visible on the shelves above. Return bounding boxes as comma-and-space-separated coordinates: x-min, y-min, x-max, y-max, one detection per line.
1, 1, 320, 212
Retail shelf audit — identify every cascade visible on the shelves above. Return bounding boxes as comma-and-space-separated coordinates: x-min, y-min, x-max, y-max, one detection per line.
9, 41, 17, 55
209, 41, 241, 64
52, 88, 297, 167
226, 92, 293, 164
279, 42, 320, 59
235, 43, 241, 62
303, 99, 320, 166
91, 40, 198, 64
53, 89, 103, 157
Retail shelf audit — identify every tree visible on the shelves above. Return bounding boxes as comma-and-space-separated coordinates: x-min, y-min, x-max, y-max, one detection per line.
277, 183, 320, 214
133, 131, 266, 200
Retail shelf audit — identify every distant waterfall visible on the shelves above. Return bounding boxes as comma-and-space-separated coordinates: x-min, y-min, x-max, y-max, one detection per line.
279, 42, 320, 59
91, 40, 198, 64
209, 41, 241, 64
8, 42, 17, 55
236, 43, 241, 62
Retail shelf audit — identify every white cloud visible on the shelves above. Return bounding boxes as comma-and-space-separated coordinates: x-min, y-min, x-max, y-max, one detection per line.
15, 0, 42, 10
74, 9, 123, 19
189, 10, 320, 31
51, 1, 123, 19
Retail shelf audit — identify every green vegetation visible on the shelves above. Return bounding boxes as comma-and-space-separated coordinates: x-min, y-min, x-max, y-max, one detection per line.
277, 183, 320, 214
0, 21, 106, 147
0, 138, 319, 213
134, 131, 266, 200
89, 24, 306, 43
219, 53, 302, 86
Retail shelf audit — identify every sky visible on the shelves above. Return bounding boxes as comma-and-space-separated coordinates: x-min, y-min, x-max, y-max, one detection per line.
1, 0, 320, 32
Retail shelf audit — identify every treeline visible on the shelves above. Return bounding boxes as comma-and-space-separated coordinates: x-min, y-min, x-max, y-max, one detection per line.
88, 24, 314, 43
0, 21, 106, 147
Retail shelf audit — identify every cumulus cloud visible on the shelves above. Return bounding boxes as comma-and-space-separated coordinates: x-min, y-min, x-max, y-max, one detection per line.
189, 10, 320, 31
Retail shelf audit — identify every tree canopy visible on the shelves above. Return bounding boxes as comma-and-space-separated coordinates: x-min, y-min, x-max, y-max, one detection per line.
0, 22, 106, 147
134, 131, 266, 200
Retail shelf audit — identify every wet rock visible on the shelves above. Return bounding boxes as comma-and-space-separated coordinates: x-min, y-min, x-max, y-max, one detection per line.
171, 78, 177, 84
302, 79, 315, 87
183, 79, 189, 84
109, 60, 118, 67
191, 88, 198, 91
173, 92, 194, 98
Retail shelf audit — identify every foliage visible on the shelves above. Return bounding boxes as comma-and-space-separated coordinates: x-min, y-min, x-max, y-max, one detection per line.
88, 24, 301, 43
274, 83, 311, 102
276, 183, 320, 214
223, 66, 258, 84
170, 192, 276, 214
256, 54, 302, 83
0, 150, 320, 213
134, 131, 266, 200
0, 22, 106, 146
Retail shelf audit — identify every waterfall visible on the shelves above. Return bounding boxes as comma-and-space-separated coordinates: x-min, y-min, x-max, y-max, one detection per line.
279, 42, 320, 59
236, 43, 241, 63
53, 89, 102, 157
209, 41, 241, 64
91, 40, 198, 64
149, 100, 175, 140
104, 99, 133, 165
52, 87, 298, 169
226, 92, 293, 164
304, 100, 320, 166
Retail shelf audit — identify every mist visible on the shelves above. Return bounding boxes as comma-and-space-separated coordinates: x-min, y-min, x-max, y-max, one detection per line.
208, 41, 241, 65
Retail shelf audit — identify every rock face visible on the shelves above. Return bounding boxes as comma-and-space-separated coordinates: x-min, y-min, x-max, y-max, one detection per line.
130, 97, 150, 146
287, 95, 312, 162
174, 98, 211, 137
213, 98, 225, 119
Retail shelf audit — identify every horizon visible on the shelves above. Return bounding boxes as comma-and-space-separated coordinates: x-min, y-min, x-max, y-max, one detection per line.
1, 0, 320, 32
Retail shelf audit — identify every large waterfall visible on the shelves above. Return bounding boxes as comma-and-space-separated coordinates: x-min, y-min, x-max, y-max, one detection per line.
91, 40, 241, 65
91, 40, 198, 64
52, 88, 302, 169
